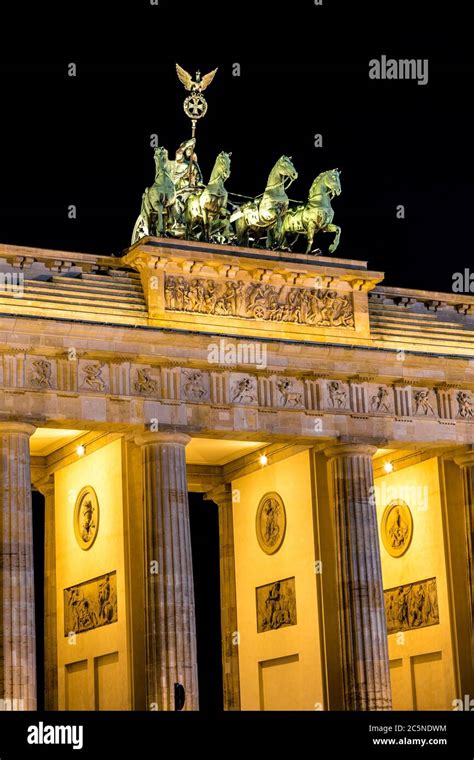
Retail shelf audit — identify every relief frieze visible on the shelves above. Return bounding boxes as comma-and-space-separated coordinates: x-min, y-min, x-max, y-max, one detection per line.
164, 275, 355, 328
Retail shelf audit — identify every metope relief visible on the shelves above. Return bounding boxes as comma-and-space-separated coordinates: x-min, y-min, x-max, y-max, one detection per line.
64, 571, 117, 635
78, 360, 108, 392
325, 380, 350, 410
231, 374, 258, 405
74, 486, 100, 551
164, 275, 354, 328
256, 491, 286, 555
181, 369, 210, 401
413, 388, 436, 416
276, 378, 304, 408
369, 384, 393, 414
381, 499, 413, 558
256, 577, 297, 633
133, 366, 159, 395
28, 358, 54, 389
457, 390, 474, 418
384, 577, 439, 634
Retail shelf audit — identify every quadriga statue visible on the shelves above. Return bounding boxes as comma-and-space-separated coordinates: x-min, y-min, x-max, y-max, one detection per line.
132, 145, 342, 256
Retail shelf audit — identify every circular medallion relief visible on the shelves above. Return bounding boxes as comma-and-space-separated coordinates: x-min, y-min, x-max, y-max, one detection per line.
256, 492, 286, 555
74, 486, 100, 551
381, 499, 413, 558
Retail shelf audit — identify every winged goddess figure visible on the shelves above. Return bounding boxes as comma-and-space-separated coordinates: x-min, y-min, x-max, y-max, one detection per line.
176, 64, 218, 93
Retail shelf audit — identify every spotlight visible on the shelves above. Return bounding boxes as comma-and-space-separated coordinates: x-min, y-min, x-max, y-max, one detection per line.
259, 454, 268, 466
383, 461, 393, 474
76, 444, 86, 457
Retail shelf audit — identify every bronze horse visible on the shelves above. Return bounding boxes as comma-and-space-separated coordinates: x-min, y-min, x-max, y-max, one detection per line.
131, 146, 176, 243
233, 155, 298, 249
184, 151, 232, 242
279, 169, 342, 254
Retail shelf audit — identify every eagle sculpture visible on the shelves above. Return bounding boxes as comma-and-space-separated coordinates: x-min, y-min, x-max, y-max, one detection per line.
176, 63, 218, 93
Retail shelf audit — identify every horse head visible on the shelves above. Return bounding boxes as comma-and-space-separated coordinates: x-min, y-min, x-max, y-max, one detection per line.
310, 168, 341, 200
207, 151, 232, 185
153, 145, 169, 169
217, 151, 232, 180
325, 168, 341, 198
276, 155, 298, 183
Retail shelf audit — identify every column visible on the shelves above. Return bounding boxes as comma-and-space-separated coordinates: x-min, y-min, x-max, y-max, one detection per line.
205, 484, 240, 711
0, 421, 37, 711
35, 476, 57, 711
454, 452, 474, 662
325, 443, 392, 711
135, 431, 199, 710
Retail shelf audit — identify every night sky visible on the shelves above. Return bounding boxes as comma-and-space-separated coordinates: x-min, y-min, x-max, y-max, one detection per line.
2, 1, 471, 721
0, 6, 471, 295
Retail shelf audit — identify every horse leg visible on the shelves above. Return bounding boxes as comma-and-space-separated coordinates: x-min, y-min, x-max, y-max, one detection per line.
131, 215, 143, 244
324, 224, 341, 253
202, 209, 209, 242
236, 218, 248, 246
141, 190, 151, 237
186, 210, 194, 240
157, 205, 164, 236
269, 217, 284, 250
306, 222, 317, 254
266, 223, 275, 249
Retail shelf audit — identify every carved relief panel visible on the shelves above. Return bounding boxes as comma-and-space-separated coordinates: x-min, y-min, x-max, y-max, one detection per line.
384, 577, 439, 634
131, 364, 160, 396
230, 373, 258, 405
78, 360, 109, 393
26, 356, 57, 390
368, 383, 394, 414
256, 577, 297, 633
164, 275, 355, 328
64, 571, 118, 635
412, 388, 437, 416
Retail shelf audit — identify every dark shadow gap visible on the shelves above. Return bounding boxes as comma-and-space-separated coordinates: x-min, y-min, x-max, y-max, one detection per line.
32, 489, 45, 711
188, 492, 223, 713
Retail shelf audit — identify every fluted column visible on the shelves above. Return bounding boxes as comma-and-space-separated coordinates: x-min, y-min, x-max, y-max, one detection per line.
35, 476, 57, 710
454, 452, 474, 664
135, 431, 199, 711
206, 484, 240, 710
0, 421, 37, 710
325, 443, 392, 711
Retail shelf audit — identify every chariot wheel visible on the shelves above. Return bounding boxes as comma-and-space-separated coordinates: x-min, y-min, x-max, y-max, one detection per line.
253, 305, 266, 320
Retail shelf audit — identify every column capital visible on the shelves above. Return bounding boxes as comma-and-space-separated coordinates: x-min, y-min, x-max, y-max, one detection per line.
205, 483, 232, 507
324, 442, 378, 459
134, 430, 191, 448
454, 451, 474, 468
0, 421, 36, 437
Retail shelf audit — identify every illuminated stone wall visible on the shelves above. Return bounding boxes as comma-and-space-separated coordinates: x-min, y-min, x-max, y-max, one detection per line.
375, 458, 457, 710
232, 450, 324, 710
54, 439, 131, 710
